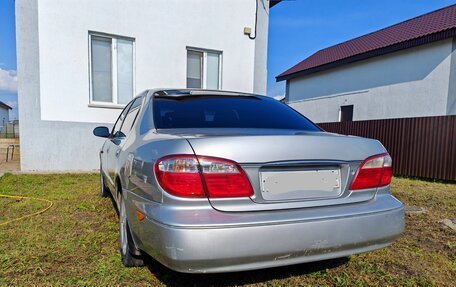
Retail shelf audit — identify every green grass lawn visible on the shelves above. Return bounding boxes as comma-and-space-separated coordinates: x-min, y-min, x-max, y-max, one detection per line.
0, 173, 455, 286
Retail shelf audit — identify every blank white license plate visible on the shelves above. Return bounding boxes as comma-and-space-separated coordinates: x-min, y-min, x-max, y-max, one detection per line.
260, 169, 342, 201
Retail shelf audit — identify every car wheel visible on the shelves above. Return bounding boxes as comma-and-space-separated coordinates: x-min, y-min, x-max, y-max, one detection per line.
119, 191, 144, 267
100, 170, 110, 198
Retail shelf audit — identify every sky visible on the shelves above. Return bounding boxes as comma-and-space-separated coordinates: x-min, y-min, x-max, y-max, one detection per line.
0, 0, 455, 119
0, 0, 17, 120
267, 0, 456, 98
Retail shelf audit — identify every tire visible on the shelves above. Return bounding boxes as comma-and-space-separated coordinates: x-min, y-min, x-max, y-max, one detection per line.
100, 170, 109, 198
119, 191, 144, 267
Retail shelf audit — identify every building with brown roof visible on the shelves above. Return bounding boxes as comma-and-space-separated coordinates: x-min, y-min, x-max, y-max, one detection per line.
277, 4, 456, 123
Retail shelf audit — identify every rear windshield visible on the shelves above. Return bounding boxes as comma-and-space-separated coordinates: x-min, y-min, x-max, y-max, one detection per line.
152, 95, 320, 131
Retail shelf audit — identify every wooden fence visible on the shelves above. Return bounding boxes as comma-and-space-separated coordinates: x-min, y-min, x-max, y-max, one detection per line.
318, 115, 456, 181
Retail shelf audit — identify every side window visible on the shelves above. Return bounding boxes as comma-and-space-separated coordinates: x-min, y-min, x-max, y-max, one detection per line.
112, 101, 133, 137
119, 96, 143, 137
140, 99, 154, 135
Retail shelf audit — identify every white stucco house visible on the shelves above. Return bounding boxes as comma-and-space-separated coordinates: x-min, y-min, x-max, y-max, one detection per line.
0, 101, 12, 132
277, 4, 456, 123
16, 0, 281, 171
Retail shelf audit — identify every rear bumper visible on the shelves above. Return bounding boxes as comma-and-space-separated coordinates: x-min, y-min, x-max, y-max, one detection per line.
136, 194, 404, 273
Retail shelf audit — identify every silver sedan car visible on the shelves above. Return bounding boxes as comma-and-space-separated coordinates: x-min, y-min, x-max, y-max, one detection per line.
93, 89, 404, 273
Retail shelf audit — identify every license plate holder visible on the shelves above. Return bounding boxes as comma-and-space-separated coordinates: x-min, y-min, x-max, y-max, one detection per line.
260, 169, 342, 201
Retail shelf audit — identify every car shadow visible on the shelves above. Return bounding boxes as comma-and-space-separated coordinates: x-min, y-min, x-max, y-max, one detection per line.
143, 255, 349, 287
104, 192, 349, 285
108, 196, 350, 287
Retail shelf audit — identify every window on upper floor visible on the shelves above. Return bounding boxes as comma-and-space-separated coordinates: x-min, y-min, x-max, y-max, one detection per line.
89, 33, 135, 106
186, 48, 221, 90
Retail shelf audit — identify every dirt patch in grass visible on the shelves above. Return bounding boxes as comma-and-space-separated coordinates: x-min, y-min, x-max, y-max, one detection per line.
0, 174, 455, 286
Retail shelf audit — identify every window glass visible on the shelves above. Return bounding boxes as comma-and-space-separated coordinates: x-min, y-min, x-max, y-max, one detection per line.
117, 39, 134, 104
206, 52, 220, 89
90, 34, 134, 105
119, 97, 142, 137
112, 101, 133, 137
187, 51, 202, 88
152, 96, 320, 131
91, 36, 112, 102
139, 97, 155, 134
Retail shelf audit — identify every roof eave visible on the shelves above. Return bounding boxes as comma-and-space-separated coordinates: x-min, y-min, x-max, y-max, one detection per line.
276, 28, 456, 82
0, 102, 12, 110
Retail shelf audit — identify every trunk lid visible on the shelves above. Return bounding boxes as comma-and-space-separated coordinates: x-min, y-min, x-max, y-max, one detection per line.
159, 128, 387, 212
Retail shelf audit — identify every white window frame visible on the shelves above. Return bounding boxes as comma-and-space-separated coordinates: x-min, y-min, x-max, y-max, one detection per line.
88, 32, 136, 108
186, 47, 222, 90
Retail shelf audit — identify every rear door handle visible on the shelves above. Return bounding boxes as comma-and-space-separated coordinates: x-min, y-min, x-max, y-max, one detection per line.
115, 149, 121, 157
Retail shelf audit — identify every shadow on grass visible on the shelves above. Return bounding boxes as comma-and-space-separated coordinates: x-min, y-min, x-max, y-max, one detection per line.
144, 255, 349, 287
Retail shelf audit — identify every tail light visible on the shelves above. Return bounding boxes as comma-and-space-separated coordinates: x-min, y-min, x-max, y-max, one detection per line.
350, 153, 393, 190
154, 155, 205, 197
154, 155, 253, 198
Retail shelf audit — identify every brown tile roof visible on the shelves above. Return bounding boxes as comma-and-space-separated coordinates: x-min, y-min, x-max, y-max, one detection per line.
277, 4, 456, 81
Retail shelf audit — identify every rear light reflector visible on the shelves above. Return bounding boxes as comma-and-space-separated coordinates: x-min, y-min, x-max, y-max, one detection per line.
154, 155, 253, 198
154, 155, 205, 197
135, 210, 145, 221
198, 156, 253, 198
350, 153, 393, 190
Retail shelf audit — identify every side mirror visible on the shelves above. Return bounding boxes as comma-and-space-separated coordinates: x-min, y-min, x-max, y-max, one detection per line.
93, 126, 110, 138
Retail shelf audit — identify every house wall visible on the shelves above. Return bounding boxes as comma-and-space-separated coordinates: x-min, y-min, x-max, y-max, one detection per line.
16, 0, 269, 171
0, 107, 9, 130
447, 37, 456, 114
253, 0, 269, 95
286, 39, 454, 123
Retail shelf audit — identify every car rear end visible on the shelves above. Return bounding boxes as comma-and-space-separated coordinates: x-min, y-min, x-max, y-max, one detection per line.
127, 90, 404, 273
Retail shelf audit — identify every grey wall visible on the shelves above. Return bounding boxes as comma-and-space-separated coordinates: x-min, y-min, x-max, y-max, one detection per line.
253, 0, 269, 94
16, 0, 269, 171
287, 39, 454, 123
16, 0, 109, 171
34, 0, 267, 125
